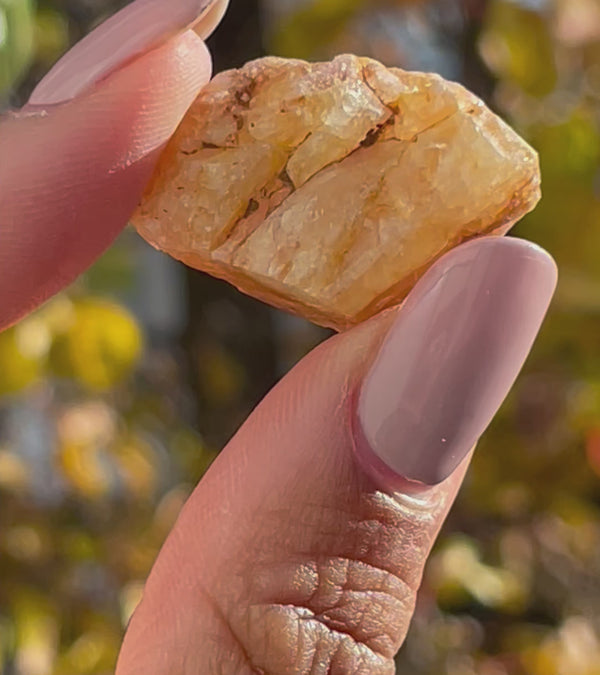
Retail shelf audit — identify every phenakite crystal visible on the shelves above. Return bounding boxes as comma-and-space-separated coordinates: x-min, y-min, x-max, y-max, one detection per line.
132, 55, 541, 331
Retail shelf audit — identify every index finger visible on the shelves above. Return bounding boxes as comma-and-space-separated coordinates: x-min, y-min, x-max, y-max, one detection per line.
0, 31, 211, 332
28, 0, 228, 107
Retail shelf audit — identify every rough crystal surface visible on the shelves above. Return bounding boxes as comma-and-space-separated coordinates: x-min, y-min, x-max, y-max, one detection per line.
132, 55, 541, 331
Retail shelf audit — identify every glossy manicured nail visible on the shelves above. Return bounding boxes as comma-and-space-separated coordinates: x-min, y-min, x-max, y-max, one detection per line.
356, 237, 558, 487
29, 0, 227, 106
193, 0, 229, 40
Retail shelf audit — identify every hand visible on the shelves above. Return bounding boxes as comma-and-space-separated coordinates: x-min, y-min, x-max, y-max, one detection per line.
0, 2, 558, 673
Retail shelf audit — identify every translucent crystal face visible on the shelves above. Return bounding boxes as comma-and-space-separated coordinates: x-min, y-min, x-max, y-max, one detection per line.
132, 55, 541, 331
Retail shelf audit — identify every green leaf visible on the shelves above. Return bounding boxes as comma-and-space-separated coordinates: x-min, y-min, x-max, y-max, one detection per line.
0, 0, 34, 99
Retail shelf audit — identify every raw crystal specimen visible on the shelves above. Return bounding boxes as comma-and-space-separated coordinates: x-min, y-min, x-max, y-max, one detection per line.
132, 55, 541, 331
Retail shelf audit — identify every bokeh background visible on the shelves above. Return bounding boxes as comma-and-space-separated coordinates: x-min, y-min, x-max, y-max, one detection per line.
1, 0, 600, 672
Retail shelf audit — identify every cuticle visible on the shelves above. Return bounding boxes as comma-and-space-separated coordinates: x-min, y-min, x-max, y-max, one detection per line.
348, 386, 436, 495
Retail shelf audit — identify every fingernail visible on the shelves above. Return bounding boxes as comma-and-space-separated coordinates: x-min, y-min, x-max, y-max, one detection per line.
28, 0, 226, 106
355, 237, 558, 487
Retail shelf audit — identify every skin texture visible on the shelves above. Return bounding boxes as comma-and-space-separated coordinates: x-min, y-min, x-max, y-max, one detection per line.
0, 2, 556, 673
115, 306, 471, 674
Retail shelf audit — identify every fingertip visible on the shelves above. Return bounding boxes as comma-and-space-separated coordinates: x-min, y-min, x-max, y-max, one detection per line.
28, 0, 218, 106
355, 237, 557, 488
0, 31, 211, 331
102, 30, 212, 170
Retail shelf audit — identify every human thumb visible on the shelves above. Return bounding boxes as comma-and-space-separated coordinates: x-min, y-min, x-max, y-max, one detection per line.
116, 237, 557, 674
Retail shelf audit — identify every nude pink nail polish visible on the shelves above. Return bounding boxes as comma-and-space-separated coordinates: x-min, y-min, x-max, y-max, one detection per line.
356, 237, 558, 487
28, 0, 225, 106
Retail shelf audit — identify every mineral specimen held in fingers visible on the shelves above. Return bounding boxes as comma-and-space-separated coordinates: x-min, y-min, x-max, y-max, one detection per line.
132, 54, 541, 331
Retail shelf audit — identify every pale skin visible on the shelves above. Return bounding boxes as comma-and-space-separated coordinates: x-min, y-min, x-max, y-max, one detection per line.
0, 3, 549, 673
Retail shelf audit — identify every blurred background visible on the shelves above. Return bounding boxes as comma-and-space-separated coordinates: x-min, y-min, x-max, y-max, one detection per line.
1, 0, 600, 672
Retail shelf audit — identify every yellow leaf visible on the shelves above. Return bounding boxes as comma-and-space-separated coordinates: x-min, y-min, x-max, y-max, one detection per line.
50, 298, 143, 391
58, 442, 113, 499
0, 326, 43, 397
12, 590, 57, 675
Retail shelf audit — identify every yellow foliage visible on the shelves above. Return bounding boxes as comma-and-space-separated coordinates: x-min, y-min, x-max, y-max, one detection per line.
33, 7, 69, 65
522, 617, 600, 675
0, 448, 29, 492
58, 442, 113, 499
53, 624, 121, 675
0, 325, 44, 397
12, 590, 58, 675
480, 1, 558, 96
198, 343, 245, 406
59, 530, 96, 562
2, 525, 48, 563
50, 299, 143, 391
430, 536, 529, 613
111, 435, 158, 500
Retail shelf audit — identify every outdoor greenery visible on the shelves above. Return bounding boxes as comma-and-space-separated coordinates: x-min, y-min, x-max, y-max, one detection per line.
1, 0, 600, 673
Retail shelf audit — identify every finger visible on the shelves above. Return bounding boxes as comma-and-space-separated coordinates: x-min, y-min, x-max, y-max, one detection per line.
0, 31, 211, 332
117, 238, 557, 674
28, 0, 228, 106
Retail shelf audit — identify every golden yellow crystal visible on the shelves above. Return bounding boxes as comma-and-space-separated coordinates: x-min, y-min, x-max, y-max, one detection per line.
132, 55, 541, 331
